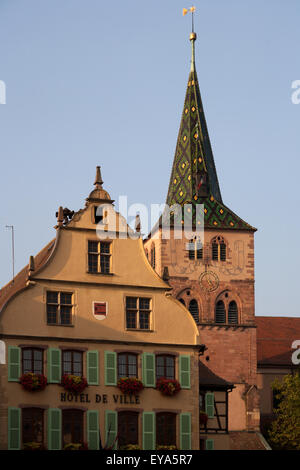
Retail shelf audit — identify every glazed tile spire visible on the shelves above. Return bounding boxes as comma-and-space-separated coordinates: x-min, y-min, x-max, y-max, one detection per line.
166, 32, 222, 207
165, 31, 256, 231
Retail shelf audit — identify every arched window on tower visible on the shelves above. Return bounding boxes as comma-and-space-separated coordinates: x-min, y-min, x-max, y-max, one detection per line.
215, 295, 239, 324
228, 301, 238, 324
211, 236, 226, 262
215, 300, 226, 323
187, 238, 203, 260
189, 299, 199, 324
150, 245, 155, 269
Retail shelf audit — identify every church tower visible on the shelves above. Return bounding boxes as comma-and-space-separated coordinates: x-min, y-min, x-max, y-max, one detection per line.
144, 30, 260, 433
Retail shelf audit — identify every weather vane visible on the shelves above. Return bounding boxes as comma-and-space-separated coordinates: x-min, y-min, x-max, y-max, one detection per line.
182, 6, 196, 33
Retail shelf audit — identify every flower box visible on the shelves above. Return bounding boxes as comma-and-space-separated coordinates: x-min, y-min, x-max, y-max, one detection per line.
19, 373, 47, 392
156, 445, 177, 450
23, 442, 46, 450
119, 444, 141, 450
63, 442, 88, 451
117, 377, 144, 395
156, 378, 181, 396
61, 374, 88, 394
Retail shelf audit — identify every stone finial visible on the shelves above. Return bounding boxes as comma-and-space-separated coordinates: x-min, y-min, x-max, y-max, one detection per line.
29, 256, 35, 272
57, 206, 64, 226
94, 166, 103, 189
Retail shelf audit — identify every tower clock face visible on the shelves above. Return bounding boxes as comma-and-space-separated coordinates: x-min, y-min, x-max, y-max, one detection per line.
199, 271, 219, 292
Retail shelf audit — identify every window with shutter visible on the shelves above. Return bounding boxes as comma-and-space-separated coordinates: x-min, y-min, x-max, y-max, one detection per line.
205, 392, 215, 418
220, 243, 226, 261
47, 408, 62, 450
142, 353, 155, 387
215, 300, 226, 323
150, 245, 155, 269
188, 299, 199, 323
179, 355, 191, 389
47, 348, 61, 383
206, 438, 214, 450
142, 412, 155, 450
8, 346, 21, 382
212, 243, 219, 260
105, 410, 117, 449
211, 236, 227, 262
228, 301, 238, 324
87, 350, 99, 385
187, 240, 195, 259
104, 351, 117, 386
179, 413, 191, 450
87, 410, 99, 450
8, 407, 21, 450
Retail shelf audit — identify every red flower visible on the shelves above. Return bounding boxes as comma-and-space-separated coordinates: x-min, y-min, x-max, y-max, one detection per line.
156, 378, 181, 396
19, 373, 47, 392
61, 374, 88, 394
117, 377, 144, 395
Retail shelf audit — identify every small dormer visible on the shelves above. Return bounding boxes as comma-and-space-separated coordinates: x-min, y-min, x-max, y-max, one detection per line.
85, 166, 114, 225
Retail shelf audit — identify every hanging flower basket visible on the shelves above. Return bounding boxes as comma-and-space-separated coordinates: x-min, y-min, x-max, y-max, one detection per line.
156, 378, 181, 396
19, 373, 47, 392
117, 377, 144, 395
61, 374, 88, 394
199, 411, 208, 426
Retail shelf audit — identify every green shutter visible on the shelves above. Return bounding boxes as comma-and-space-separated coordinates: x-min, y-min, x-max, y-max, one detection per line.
105, 410, 117, 449
180, 413, 191, 450
104, 351, 117, 386
87, 410, 99, 450
8, 346, 20, 382
179, 355, 191, 389
8, 407, 21, 450
205, 392, 215, 418
206, 439, 214, 450
142, 412, 155, 450
47, 348, 61, 383
47, 408, 62, 450
142, 353, 155, 387
87, 350, 99, 385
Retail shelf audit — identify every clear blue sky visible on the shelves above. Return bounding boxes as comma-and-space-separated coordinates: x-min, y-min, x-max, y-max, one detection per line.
0, 0, 299, 316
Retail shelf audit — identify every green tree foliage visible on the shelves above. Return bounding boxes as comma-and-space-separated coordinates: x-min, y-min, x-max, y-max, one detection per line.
268, 373, 300, 450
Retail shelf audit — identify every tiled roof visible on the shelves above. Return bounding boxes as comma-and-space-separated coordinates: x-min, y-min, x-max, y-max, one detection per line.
199, 361, 234, 389
229, 432, 269, 450
165, 37, 255, 232
0, 239, 55, 312
256, 316, 300, 366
